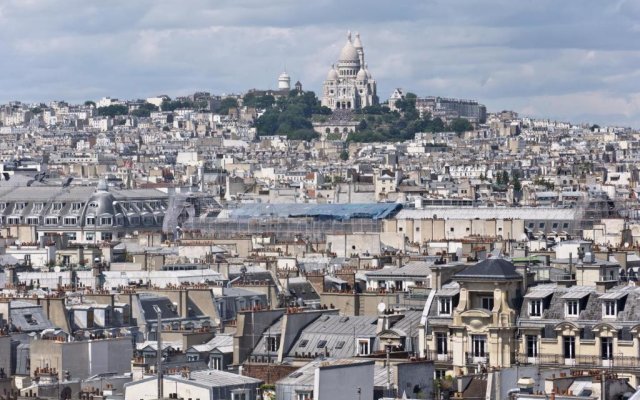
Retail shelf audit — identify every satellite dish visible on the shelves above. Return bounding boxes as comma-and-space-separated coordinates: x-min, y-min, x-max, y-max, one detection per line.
54, 266, 61, 273
625, 242, 630, 248
377, 302, 386, 314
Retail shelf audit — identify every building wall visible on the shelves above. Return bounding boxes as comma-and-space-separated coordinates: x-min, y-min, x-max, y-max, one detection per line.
326, 233, 381, 258
234, 310, 285, 365
314, 361, 374, 400
396, 361, 435, 399
390, 217, 524, 243
30, 337, 133, 380
125, 377, 210, 400
0, 335, 11, 378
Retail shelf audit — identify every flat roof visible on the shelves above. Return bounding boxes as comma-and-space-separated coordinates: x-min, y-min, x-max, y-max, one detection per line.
396, 207, 578, 221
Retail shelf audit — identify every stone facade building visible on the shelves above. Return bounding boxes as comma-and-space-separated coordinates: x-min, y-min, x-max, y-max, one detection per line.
321, 31, 378, 111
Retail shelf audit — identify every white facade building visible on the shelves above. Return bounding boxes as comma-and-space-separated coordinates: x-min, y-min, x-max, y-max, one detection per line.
321, 31, 378, 110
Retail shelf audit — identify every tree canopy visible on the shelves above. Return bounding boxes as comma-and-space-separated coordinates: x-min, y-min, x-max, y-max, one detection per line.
215, 97, 239, 115
255, 91, 328, 141
97, 104, 128, 117
242, 93, 275, 109
347, 97, 468, 142
131, 102, 159, 118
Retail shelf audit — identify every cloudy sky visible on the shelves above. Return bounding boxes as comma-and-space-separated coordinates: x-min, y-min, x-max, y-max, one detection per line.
1, 0, 640, 126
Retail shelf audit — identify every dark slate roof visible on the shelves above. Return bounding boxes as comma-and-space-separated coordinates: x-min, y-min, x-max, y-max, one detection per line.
288, 278, 321, 303
454, 258, 521, 280
139, 296, 180, 320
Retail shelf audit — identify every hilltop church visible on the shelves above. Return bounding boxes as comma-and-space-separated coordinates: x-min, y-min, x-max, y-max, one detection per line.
321, 31, 379, 111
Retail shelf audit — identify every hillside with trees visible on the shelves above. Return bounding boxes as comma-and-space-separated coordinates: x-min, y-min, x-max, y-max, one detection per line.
254, 91, 331, 141
347, 93, 473, 142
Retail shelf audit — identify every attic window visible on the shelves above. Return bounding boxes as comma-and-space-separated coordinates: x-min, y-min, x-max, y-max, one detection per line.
335, 341, 345, 349
299, 340, 308, 348
566, 300, 579, 317
317, 340, 327, 349
603, 301, 616, 317
24, 314, 37, 325
266, 336, 279, 352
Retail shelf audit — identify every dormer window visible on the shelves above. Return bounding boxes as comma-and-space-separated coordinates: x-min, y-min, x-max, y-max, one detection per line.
439, 297, 451, 316
566, 300, 579, 317
266, 336, 279, 352
481, 296, 494, 311
357, 338, 371, 355
603, 300, 616, 317
529, 299, 542, 317
52, 202, 63, 212
562, 291, 590, 318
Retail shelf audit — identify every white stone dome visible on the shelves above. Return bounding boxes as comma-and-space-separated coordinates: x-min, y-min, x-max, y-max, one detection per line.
356, 69, 368, 81
339, 39, 359, 62
278, 71, 291, 90
352, 32, 363, 49
326, 66, 339, 80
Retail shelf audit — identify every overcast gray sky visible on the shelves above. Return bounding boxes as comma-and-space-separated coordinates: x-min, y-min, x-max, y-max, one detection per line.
1, 0, 640, 126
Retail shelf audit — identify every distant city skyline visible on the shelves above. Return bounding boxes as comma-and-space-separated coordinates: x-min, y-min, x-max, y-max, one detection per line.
1, 0, 639, 126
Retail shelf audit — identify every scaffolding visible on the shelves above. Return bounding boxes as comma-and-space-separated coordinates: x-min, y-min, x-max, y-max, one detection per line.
184, 216, 384, 242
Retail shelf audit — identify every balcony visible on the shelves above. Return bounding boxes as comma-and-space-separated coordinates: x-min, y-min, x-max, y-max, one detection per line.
424, 350, 453, 363
517, 353, 640, 369
466, 353, 489, 366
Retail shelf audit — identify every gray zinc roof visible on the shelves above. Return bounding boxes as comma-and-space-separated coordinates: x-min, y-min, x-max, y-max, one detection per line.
454, 258, 521, 280
287, 314, 378, 358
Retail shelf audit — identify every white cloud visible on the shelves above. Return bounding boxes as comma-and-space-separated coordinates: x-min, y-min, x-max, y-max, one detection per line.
0, 0, 639, 126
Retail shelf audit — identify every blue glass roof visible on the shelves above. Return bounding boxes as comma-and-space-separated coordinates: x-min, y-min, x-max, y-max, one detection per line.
226, 203, 401, 221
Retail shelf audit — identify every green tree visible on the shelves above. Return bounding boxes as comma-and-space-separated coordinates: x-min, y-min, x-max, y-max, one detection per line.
502, 170, 509, 185
97, 104, 128, 117
161, 99, 194, 112
243, 93, 275, 109
449, 118, 473, 135
131, 102, 159, 118
215, 97, 239, 115
340, 149, 349, 161
512, 175, 522, 192
84, 100, 96, 107
255, 109, 280, 136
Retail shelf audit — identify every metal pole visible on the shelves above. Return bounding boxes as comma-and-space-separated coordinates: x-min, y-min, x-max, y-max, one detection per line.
154, 305, 163, 400
386, 339, 391, 397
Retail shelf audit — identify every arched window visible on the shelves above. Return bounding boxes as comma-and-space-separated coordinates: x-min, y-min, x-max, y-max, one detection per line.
325, 128, 331, 134
334, 128, 340, 134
